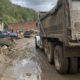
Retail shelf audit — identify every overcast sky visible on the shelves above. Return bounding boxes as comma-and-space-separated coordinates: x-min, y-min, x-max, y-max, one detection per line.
10, 0, 57, 12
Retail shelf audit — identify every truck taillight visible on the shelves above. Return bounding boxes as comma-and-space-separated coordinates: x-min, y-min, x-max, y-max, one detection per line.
65, 0, 71, 26
66, 5, 69, 10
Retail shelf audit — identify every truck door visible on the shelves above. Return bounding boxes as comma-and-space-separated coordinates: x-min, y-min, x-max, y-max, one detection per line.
70, 0, 80, 40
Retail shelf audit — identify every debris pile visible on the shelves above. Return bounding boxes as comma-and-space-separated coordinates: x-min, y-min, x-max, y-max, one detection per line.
0, 38, 15, 47
0, 38, 16, 64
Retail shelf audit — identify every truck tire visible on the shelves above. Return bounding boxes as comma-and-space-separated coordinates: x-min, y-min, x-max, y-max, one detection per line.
35, 38, 39, 48
54, 46, 68, 74
69, 58, 78, 74
47, 42, 54, 64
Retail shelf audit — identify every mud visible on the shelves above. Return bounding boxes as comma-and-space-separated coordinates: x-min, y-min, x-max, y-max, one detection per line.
0, 38, 80, 80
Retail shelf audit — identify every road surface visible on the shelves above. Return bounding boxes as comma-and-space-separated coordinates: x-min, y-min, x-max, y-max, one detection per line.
0, 38, 80, 80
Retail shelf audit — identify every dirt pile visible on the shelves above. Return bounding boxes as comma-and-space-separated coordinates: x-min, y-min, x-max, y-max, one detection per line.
0, 38, 15, 47
0, 38, 17, 64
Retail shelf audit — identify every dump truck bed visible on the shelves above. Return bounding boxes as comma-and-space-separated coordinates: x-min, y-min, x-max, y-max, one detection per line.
40, 0, 80, 46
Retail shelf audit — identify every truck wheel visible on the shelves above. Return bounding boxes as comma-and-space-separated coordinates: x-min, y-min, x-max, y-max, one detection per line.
47, 42, 54, 64
35, 38, 39, 48
54, 46, 68, 74
69, 58, 78, 74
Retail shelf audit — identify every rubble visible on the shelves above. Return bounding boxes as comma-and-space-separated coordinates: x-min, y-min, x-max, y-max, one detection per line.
0, 38, 14, 47
0, 37, 16, 66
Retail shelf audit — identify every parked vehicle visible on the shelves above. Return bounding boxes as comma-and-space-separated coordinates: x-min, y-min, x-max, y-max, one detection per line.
0, 31, 8, 38
8, 32, 18, 39
35, 32, 43, 48
24, 30, 36, 38
24, 31, 32, 38
35, 0, 80, 74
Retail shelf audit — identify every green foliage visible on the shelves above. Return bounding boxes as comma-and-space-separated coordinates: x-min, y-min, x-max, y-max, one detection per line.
0, 0, 38, 28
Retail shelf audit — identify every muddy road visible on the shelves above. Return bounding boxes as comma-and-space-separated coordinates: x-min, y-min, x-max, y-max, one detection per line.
0, 38, 80, 80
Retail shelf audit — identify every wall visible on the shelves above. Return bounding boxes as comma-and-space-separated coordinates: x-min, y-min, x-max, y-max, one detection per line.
8, 22, 38, 32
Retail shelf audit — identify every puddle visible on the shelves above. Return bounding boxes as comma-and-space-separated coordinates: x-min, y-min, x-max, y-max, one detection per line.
0, 38, 42, 80
1, 59, 42, 80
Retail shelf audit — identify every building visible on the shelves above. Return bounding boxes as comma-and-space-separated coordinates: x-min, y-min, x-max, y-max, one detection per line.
8, 22, 38, 32
0, 23, 4, 31
39, 12, 48, 19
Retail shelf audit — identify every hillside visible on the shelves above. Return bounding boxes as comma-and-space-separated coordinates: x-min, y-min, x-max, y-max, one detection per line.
0, 0, 38, 28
